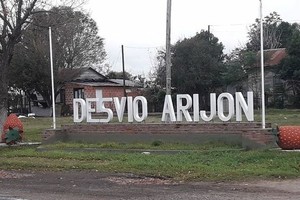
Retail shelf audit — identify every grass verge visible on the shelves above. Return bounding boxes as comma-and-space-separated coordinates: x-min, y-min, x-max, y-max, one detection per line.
3, 109, 299, 181
0, 146, 299, 181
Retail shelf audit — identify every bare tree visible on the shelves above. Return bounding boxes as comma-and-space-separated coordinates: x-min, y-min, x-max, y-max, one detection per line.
10, 6, 107, 107
0, 0, 84, 132
247, 12, 283, 51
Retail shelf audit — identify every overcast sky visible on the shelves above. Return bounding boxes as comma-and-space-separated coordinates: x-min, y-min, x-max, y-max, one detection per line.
83, 0, 300, 76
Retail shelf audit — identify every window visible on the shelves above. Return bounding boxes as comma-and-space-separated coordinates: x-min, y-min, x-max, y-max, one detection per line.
74, 88, 85, 99
59, 89, 65, 103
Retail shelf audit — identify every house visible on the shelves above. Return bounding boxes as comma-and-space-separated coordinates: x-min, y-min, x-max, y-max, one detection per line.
57, 67, 143, 114
247, 48, 287, 108
226, 48, 287, 108
252, 48, 287, 107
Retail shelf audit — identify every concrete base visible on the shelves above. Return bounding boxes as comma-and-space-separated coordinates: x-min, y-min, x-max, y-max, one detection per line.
43, 122, 277, 149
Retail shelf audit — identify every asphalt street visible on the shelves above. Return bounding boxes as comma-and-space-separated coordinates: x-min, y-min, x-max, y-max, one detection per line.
0, 170, 300, 200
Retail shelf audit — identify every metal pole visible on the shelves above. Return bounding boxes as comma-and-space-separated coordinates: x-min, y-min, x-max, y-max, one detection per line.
121, 45, 126, 97
49, 27, 56, 129
260, 0, 266, 129
166, 0, 172, 96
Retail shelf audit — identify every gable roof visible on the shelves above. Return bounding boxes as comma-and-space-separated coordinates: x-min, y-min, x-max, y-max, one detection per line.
258, 48, 287, 67
69, 79, 143, 88
58, 67, 107, 83
58, 67, 143, 88
108, 79, 143, 87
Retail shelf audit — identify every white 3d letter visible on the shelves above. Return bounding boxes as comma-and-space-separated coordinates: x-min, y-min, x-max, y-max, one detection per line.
217, 93, 234, 122
162, 95, 176, 122
114, 97, 127, 122
99, 98, 113, 123
127, 97, 133, 122
133, 96, 148, 122
193, 94, 200, 122
235, 92, 254, 122
200, 93, 217, 122
177, 94, 193, 122
73, 99, 86, 123
86, 98, 99, 123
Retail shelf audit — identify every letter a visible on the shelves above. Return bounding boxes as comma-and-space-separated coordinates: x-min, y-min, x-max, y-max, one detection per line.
161, 95, 176, 122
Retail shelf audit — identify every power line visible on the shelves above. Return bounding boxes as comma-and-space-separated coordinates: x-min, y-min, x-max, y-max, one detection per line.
123, 45, 163, 49
108, 49, 122, 70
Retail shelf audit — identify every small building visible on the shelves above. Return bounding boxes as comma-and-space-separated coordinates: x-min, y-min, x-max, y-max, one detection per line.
226, 48, 287, 108
57, 67, 143, 114
249, 48, 287, 108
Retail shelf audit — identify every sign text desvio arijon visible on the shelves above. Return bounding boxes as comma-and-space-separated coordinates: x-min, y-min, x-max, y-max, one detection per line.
73, 92, 254, 123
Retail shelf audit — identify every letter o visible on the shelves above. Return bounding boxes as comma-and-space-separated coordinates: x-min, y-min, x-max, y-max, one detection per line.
217, 93, 234, 122
133, 96, 148, 122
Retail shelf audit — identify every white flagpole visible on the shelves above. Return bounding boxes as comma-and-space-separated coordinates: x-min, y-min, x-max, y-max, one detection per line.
260, 0, 265, 129
49, 27, 56, 129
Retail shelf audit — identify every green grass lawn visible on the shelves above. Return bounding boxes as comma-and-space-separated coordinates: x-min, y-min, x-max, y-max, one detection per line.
21, 116, 73, 142
265, 109, 300, 126
2, 109, 299, 181
0, 146, 299, 181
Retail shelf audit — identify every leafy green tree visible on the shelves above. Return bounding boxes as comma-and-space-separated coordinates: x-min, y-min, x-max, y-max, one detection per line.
278, 22, 300, 48
224, 49, 247, 86
223, 48, 257, 89
154, 31, 225, 109
143, 86, 166, 112
173, 31, 224, 108
153, 49, 167, 88
9, 6, 107, 107
278, 30, 300, 107
106, 71, 132, 80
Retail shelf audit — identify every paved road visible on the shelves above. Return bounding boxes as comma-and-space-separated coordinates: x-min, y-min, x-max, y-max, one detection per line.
0, 170, 300, 200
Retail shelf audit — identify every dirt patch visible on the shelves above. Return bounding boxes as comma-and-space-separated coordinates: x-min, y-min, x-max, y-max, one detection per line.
0, 170, 33, 179
105, 174, 178, 185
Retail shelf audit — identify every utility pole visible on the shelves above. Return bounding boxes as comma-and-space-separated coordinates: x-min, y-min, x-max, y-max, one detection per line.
166, 0, 172, 96
121, 45, 126, 97
260, 0, 266, 129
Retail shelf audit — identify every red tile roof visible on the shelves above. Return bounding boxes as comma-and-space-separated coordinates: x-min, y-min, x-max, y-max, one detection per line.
258, 48, 287, 67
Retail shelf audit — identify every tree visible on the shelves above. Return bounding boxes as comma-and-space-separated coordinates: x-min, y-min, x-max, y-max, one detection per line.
278, 29, 300, 107
107, 71, 132, 80
223, 48, 246, 86
247, 12, 283, 51
48, 6, 106, 71
9, 6, 106, 107
143, 85, 166, 112
278, 22, 300, 48
152, 49, 167, 88
234, 12, 300, 108
0, 0, 83, 131
223, 48, 257, 87
0, 0, 41, 132
246, 12, 300, 51
154, 30, 225, 109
